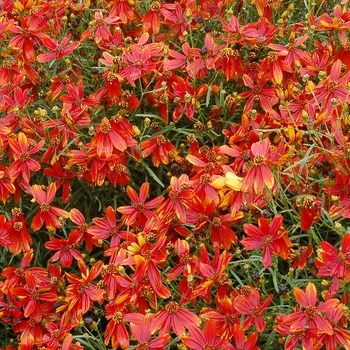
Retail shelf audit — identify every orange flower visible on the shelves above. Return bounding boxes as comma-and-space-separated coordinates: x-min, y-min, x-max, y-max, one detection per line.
141, 134, 177, 167
142, 1, 161, 34
241, 214, 291, 268
8, 132, 44, 183
241, 139, 275, 194
282, 282, 340, 335
153, 301, 200, 336
30, 183, 69, 232
59, 260, 104, 322
117, 182, 164, 226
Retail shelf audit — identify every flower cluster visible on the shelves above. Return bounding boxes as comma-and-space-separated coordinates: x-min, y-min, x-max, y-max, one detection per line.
1, 0, 350, 349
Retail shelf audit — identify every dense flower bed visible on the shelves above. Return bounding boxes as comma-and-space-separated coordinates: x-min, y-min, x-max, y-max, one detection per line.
1, 0, 350, 348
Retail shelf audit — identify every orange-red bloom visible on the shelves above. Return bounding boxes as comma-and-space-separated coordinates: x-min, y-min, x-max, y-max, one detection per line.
30, 183, 69, 232
8, 133, 44, 183
241, 214, 291, 268
117, 182, 164, 226
153, 301, 200, 337
282, 282, 340, 335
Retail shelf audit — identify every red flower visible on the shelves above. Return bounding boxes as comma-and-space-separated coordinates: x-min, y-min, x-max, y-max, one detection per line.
7, 207, 32, 254
42, 313, 75, 349
241, 214, 291, 268
182, 319, 227, 349
239, 73, 278, 113
234, 289, 272, 332
0, 213, 12, 248
141, 134, 177, 167
91, 115, 137, 158
157, 174, 194, 223
8, 132, 44, 183
59, 260, 104, 322
129, 313, 171, 349
128, 233, 171, 299
30, 183, 69, 232
11, 271, 57, 322
300, 196, 317, 231
87, 206, 128, 247
231, 323, 259, 350
9, 17, 45, 62
282, 282, 340, 335
120, 33, 162, 86
44, 161, 76, 204
60, 80, 99, 117
241, 139, 275, 194
91, 11, 119, 44
142, 1, 161, 34
316, 234, 350, 278
44, 229, 83, 268
153, 301, 200, 336
313, 59, 350, 112
37, 33, 80, 63
117, 182, 164, 226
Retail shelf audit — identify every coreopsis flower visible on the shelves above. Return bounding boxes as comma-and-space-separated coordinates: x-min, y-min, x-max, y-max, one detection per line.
109, 0, 141, 22
160, 2, 189, 36
120, 33, 162, 86
142, 0, 161, 34
241, 214, 291, 268
168, 77, 208, 121
42, 313, 75, 349
59, 260, 104, 322
263, 47, 290, 84
117, 182, 164, 226
282, 282, 340, 335
141, 134, 177, 167
313, 59, 350, 111
91, 117, 134, 157
1, 249, 43, 291
91, 11, 119, 44
156, 174, 194, 223
0, 166, 15, 204
104, 303, 141, 349
201, 295, 239, 340
101, 247, 129, 300
9, 17, 45, 62
7, 133, 44, 183
11, 271, 57, 322
315, 234, 350, 278
60, 80, 99, 117
274, 314, 318, 350
239, 73, 278, 113
240, 139, 276, 194
234, 288, 272, 332
268, 34, 310, 67
194, 247, 233, 301
209, 212, 243, 250
300, 196, 317, 231
30, 183, 69, 232
0, 214, 12, 248
128, 233, 171, 299
36, 33, 80, 63
153, 301, 200, 336
87, 206, 129, 247
44, 161, 76, 204
182, 319, 227, 349
166, 239, 197, 281
317, 303, 350, 350
44, 230, 83, 268
289, 244, 313, 269
231, 323, 259, 350
7, 207, 32, 255
129, 313, 171, 349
